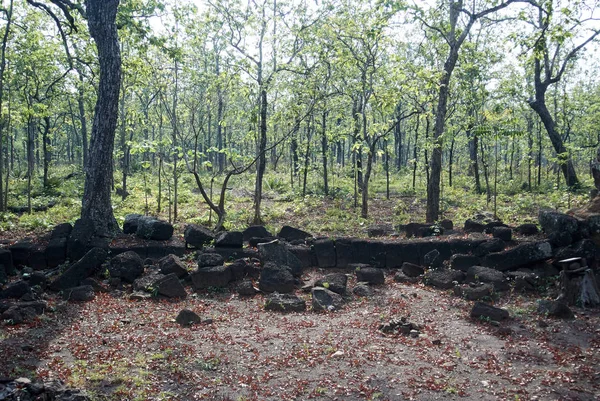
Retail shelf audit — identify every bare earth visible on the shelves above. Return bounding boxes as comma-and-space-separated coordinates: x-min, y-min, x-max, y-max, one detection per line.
1, 268, 599, 401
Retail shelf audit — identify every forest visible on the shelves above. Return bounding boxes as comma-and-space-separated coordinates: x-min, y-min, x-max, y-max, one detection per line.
0, 0, 598, 235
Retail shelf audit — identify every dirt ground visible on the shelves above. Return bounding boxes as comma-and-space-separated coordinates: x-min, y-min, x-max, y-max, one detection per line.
1, 268, 599, 401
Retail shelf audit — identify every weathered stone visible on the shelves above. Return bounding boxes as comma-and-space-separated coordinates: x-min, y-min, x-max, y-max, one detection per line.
449, 254, 480, 272
537, 300, 574, 319
423, 249, 442, 268
548, 231, 574, 247
351, 239, 386, 267
191, 265, 232, 290
258, 240, 303, 276
158, 254, 188, 279
554, 240, 599, 268
1, 304, 39, 324
62, 285, 95, 302
393, 271, 420, 283
440, 219, 454, 230
50, 222, 73, 239
312, 287, 344, 312
314, 273, 347, 295
402, 222, 438, 238
481, 242, 552, 272
466, 266, 510, 291
515, 223, 539, 236
248, 236, 278, 247
123, 214, 143, 234
237, 280, 258, 296
424, 269, 465, 289
176, 309, 202, 326
243, 226, 272, 241
50, 248, 108, 291
108, 251, 145, 283
507, 271, 539, 292
277, 225, 312, 242
453, 283, 494, 301
45, 237, 68, 268
313, 239, 336, 268
0, 249, 14, 276
287, 245, 317, 269
67, 218, 95, 261
215, 231, 243, 248
474, 239, 506, 257
0, 281, 31, 299
198, 252, 225, 268
109, 237, 185, 260
264, 293, 306, 312
353, 282, 375, 297
258, 262, 295, 293
132, 269, 165, 292
9, 240, 46, 269
539, 210, 580, 240
401, 262, 425, 277
464, 219, 486, 233
355, 266, 385, 285
154, 273, 187, 298
184, 224, 215, 248
136, 216, 174, 241
368, 224, 394, 237
470, 302, 509, 321
492, 227, 512, 242
228, 258, 250, 281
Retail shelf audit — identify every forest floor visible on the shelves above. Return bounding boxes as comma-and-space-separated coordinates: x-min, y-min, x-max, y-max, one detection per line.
1, 267, 599, 401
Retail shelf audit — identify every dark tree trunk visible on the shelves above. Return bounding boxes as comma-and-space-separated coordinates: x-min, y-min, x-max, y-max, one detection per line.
42, 116, 51, 188
81, 0, 121, 236
253, 88, 267, 224
216, 54, 225, 173
321, 110, 328, 196
0, 0, 12, 212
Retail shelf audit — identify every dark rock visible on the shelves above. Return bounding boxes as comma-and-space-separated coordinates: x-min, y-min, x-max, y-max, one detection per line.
198, 252, 225, 268
45, 237, 68, 268
507, 271, 539, 292
466, 266, 509, 291
243, 226, 272, 241
110, 237, 185, 260
351, 239, 386, 267
424, 269, 465, 289
184, 224, 215, 248
237, 280, 258, 296
136, 216, 174, 241
483, 221, 509, 234
464, 219, 486, 233
202, 246, 258, 262
154, 273, 187, 298
453, 283, 494, 301
228, 258, 250, 281
248, 236, 278, 247
67, 218, 95, 261
0, 249, 14, 276
355, 266, 385, 285
191, 265, 231, 290
1, 304, 38, 324
312, 287, 344, 312
132, 269, 165, 292
8, 240, 36, 267
394, 271, 420, 283
368, 224, 394, 237
353, 282, 375, 297
264, 293, 306, 312
474, 239, 506, 257
313, 239, 336, 268
492, 227, 512, 242
470, 302, 509, 321
108, 251, 145, 283
423, 249, 442, 268
0, 281, 31, 299
277, 225, 312, 242
516, 223, 539, 236
440, 219, 454, 230
28, 271, 48, 289
158, 254, 188, 279
537, 300, 574, 319
123, 214, 143, 234
0, 264, 6, 285
258, 240, 303, 276
63, 285, 95, 302
176, 309, 202, 326
51, 223, 73, 239
539, 210, 580, 240
315, 273, 347, 295
215, 231, 243, 248
81, 277, 109, 293
548, 231, 574, 247
258, 262, 295, 293
554, 240, 599, 268
449, 254, 480, 272
402, 222, 438, 238
334, 238, 355, 267
481, 241, 552, 272
401, 262, 425, 277
50, 248, 108, 291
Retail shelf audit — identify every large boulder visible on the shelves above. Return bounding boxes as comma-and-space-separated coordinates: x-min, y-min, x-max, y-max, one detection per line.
424, 269, 465, 290
158, 254, 188, 279
67, 218, 95, 261
176, 309, 202, 326
108, 251, 145, 283
258, 262, 295, 293
197, 252, 225, 268
123, 214, 143, 234
538, 210, 580, 241
313, 239, 336, 268
264, 293, 306, 313
312, 287, 344, 312
258, 240, 303, 276
355, 266, 385, 285
470, 302, 509, 321
492, 227, 512, 242
1, 301, 47, 324
449, 254, 480, 272
0, 281, 31, 299
474, 239, 505, 257
277, 226, 312, 242
50, 248, 108, 291
314, 273, 347, 295
243, 225, 272, 241
215, 231, 243, 248
9, 240, 46, 270
0, 249, 14, 277
515, 223, 539, 236
184, 224, 215, 248
401, 262, 425, 278
153, 273, 187, 298
45, 223, 72, 268
190, 265, 231, 290
466, 266, 509, 291
481, 241, 552, 272
537, 300, 574, 319
136, 216, 174, 241
453, 283, 494, 301
62, 285, 95, 302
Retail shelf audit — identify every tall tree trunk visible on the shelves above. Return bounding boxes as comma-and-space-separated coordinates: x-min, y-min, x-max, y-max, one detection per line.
42, 116, 51, 188
321, 110, 328, 196
81, 0, 121, 236
0, 0, 12, 212
216, 54, 224, 173
253, 88, 267, 224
